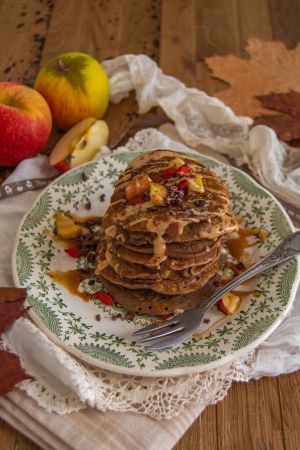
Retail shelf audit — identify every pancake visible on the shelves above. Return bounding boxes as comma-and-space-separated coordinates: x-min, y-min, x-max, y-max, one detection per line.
99, 241, 221, 281
111, 240, 220, 269
121, 237, 221, 258
98, 256, 221, 295
95, 149, 238, 315
105, 211, 237, 244
100, 273, 222, 315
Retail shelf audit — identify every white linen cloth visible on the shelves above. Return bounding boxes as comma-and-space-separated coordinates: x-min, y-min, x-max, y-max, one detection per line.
0, 55, 300, 428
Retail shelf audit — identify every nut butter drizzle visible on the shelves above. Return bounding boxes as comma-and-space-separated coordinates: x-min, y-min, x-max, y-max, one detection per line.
110, 150, 234, 268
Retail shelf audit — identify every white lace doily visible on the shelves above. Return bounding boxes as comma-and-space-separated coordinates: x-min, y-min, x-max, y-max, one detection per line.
1, 317, 253, 418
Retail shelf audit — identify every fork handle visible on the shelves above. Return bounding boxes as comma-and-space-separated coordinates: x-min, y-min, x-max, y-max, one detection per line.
197, 231, 300, 313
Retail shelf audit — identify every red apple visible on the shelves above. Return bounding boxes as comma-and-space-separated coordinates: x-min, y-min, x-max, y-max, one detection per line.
0, 82, 52, 166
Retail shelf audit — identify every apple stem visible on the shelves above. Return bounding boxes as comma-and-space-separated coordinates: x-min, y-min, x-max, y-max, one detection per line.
58, 59, 69, 72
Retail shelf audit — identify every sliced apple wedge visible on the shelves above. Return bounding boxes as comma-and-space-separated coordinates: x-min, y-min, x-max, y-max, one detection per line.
218, 292, 241, 315
54, 212, 84, 240
49, 117, 97, 166
49, 117, 109, 171
69, 120, 109, 168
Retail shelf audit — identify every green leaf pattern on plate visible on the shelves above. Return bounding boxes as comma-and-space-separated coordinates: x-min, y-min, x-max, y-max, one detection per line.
26, 294, 63, 337
22, 191, 52, 231
74, 343, 134, 368
155, 352, 219, 370
16, 240, 34, 284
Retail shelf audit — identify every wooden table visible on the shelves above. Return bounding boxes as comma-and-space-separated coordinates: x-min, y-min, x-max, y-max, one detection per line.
1, 1, 300, 449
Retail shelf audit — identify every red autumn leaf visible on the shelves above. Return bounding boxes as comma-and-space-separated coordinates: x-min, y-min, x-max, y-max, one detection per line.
254, 91, 300, 142
0, 287, 27, 302
0, 287, 33, 396
0, 350, 32, 396
258, 91, 300, 115
0, 300, 29, 334
0, 288, 28, 334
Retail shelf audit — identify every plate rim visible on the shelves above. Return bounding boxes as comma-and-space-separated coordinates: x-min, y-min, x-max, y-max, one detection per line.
11, 149, 300, 377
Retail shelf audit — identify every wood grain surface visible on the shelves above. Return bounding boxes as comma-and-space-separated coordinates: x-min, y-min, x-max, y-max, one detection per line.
1, 0, 300, 449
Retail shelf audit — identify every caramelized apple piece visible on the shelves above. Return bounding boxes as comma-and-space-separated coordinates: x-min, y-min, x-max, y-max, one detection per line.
150, 183, 167, 206
54, 212, 83, 240
218, 293, 241, 315
167, 158, 185, 168
188, 175, 205, 193
125, 175, 150, 201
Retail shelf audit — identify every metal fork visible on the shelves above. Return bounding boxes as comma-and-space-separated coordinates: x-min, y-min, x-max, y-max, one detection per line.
133, 231, 300, 350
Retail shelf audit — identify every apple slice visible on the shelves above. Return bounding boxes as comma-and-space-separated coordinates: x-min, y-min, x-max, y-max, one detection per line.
69, 120, 109, 168
218, 292, 241, 315
49, 117, 97, 166
54, 212, 84, 240
125, 174, 150, 201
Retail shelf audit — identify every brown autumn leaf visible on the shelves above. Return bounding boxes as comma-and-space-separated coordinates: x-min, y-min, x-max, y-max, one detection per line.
205, 38, 300, 117
254, 91, 300, 142
0, 300, 29, 334
0, 350, 32, 396
0, 287, 28, 334
0, 287, 32, 396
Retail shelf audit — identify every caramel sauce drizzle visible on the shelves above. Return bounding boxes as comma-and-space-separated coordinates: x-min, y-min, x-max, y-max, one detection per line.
48, 270, 90, 302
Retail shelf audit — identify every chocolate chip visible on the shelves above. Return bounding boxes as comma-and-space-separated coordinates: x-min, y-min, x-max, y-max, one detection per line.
194, 199, 206, 208
100, 193, 105, 202
85, 200, 91, 210
236, 262, 245, 270
167, 189, 184, 206
203, 318, 210, 324
86, 251, 96, 263
95, 314, 101, 321
81, 172, 88, 182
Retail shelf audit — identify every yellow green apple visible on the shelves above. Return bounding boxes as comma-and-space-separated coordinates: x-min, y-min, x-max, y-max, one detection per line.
34, 52, 110, 130
0, 82, 52, 166
49, 117, 109, 172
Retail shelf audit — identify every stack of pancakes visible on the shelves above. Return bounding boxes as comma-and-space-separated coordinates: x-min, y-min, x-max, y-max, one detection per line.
96, 150, 238, 316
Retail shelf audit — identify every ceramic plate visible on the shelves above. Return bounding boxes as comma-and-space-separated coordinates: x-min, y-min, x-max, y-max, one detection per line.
12, 149, 300, 377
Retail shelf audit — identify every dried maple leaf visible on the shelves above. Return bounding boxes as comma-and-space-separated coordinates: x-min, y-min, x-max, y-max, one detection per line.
205, 38, 300, 117
0, 287, 28, 334
0, 287, 27, 302
0, 350, 32, 396
0, 300, 28, 334
254, 91, 300, 142
0, 287, 32, 396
